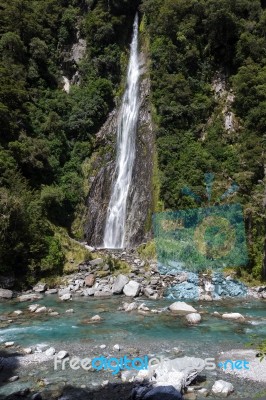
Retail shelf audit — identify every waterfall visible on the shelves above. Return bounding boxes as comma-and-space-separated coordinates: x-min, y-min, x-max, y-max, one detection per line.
103, 14, 140, 249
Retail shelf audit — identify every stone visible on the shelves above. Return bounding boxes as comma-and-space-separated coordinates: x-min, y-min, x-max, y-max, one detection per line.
144, 287, 154, 297
85, 274, 95, 287
94, 290, 112, 297
91, 315, 102, 322
28, 304, 39, 312
113, 344, 120, 351
18, 294, 43, 302
124, 302, 138, 312
185, 313, 201, 324
45, 347, 56, 356
58, 287, 71, 296
89, 258, 103, 266
35, 306, 47, 313
132, 385, 183, 400
112, 274, 129, 294
13, 310, 23, 315
8, 376, 19, 382
222, 313, 245, 321
33, 283, 47, 293
49, 312, 59, 316
169, 302, 197, 313
138, 303, 150, 311
59, 293, 72, 301
57, 350, 68, 360
99, 344, 106, 349
123, 280, 141, 297
138, 356, 204, 391
23, 348, 32, 354
45, 288, 58, 294
5, 341, 14, 347
197, 388, 209, 397
212, 380, 234, 396
0, 288, 13, 299
36, 344, 49, 352
83, 288, 95, 296
66, 309, 74, 313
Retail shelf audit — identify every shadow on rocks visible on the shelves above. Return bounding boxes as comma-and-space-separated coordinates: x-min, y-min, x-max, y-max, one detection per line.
0, 350, 22, 390
0, 382, 183, 400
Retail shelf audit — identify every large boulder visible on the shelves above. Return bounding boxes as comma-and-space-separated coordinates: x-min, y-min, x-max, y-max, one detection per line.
123, 281, 141, 297
222, 313, 245, 321
185, 313, 201, 324
169, 302, 197, 314
136, 357, 205, 392
112, 274, 129, 294
85, 274, 95, 287
0, 289, 13, 299
33, 283, 47, 293
59, 293, 72, 301
212, 380, 234, 396
18, 294, 43, 302
132, 385, 183, 400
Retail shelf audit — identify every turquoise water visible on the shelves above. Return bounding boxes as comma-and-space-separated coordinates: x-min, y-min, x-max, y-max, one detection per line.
0, 296, 265, 349
0, 296, 266, 399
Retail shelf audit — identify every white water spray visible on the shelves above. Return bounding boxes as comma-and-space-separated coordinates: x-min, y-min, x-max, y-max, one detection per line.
103, 14, 140, 249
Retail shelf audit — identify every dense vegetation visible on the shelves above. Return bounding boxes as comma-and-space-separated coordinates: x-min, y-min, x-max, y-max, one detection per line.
0, 0, 265, 283
0, 0, 139, 283
141, 0, 266, 280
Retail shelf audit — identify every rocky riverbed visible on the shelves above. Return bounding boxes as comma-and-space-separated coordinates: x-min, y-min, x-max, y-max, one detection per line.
0, 249, 266, 399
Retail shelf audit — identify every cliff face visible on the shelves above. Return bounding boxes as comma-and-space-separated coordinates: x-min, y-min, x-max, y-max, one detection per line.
85, 51, 154, 248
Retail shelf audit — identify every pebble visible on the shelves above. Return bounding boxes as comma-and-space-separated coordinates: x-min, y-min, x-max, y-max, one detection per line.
5, 341, 14, 347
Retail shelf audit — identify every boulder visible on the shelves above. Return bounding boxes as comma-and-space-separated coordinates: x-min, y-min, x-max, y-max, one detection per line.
89, 258, 103, 266
144, 287, 154, 298
113, 344, 120, 351
83, 288, 95, 296
45, 288, 58, 294
8, 376, 19, 382
112, 274, 129, 294
45, 347, 56, 356
136, 357, 205, 392
18, 294, 43, 302
90, 315, 102, 322
85, 274, 95, 287
0, 288, 13, 299
222, 313, 245, 321
28, 304, 39, 312
169, 302, 197, 314
5, 341, 14, 347
35, 306, 47, 313
57, 350, 68, 360
58, 287, 71, 297
65, 309, 74, 313
212, 380, 234, 396
59, 293, 72, 301
94, 290, 112, 297
13, 310, 23, 315
124, 302, 138, 312
123, 280, 141, 297
185, 313, 201, 324
23, 348, 32, 354
33, 283, 47, 293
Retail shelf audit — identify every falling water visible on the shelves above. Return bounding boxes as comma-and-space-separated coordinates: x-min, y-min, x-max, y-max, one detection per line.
103, 14, 140, 249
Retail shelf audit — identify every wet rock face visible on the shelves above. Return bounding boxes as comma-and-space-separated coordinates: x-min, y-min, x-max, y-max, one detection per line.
85, 51, 154, 248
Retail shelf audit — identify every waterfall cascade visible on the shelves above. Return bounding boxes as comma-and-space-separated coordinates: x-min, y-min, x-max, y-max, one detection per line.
103, 15, 140, 249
